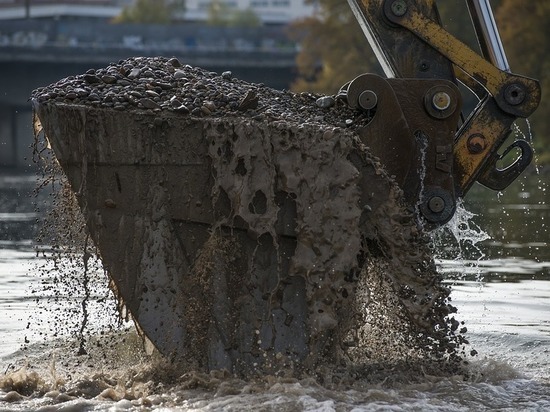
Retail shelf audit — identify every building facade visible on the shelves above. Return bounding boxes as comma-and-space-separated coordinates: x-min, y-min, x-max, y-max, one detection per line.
0, 0, 317, 24
184, 0, 317, 24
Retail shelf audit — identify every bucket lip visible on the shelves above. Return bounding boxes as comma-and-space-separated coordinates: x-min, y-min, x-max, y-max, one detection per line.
32, 99, 365, 140
31, 97, 40, 110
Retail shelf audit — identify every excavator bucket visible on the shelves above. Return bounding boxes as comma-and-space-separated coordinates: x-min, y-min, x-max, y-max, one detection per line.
31, 0, 540, 375
32, 57, 464, 374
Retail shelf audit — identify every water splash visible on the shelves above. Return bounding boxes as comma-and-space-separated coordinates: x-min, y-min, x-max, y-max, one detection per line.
414, 132, 428, 229
431, 199, 490, 281
513, 118, 539, 174
435, 200, 490, 252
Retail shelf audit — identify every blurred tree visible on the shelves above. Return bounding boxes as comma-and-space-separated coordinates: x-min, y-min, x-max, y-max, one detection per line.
495, 1, 549, 162
228, 8, 261, 27
207, 0, 261, 28
288, 0, 474, 94
438, 0, 480, 50
207, 0, 228, 26
290, 0, 547, 160
113, 0, 185, 24
287, 0, 378, 94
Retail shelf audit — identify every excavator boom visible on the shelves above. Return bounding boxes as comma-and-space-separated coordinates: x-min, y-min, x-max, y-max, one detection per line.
344, 0, 541, 226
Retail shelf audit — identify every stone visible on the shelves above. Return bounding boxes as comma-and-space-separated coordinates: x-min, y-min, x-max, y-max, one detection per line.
204, 101, 216, 111
316, 96, 335, 109
29, 56, 374, 130
173, 105, 190, 114
168, 57, 181, 67
174, 70, 187, 80
145, 90, 160, 98
128, 68, 141, 79
83, 74, 100, 84
140, 98, 160, 110
101, 75, 118, 84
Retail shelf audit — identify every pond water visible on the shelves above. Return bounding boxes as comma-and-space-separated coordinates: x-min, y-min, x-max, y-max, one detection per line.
0, 171, 548, 411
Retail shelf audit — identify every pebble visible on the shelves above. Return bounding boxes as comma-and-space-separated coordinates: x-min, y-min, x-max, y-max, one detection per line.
128, 68, 141, 79
140, 98, 160, 110
174, 105, 190, 114
156, 81, 173, 90
31, 56, 372, 129
145, 90, 160, 98
174, 70, 187, 80
74, 88, 88, 97
204, 101, 216, 111
102, 74, 118, 84
83, 74, 100, 84
170, 97, 182, 107
316, 96, 335, 109
168, 57, 181, 67
237, 90, 259, 111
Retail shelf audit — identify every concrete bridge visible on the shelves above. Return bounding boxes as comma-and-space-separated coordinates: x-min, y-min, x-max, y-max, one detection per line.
0, 19, 299, 169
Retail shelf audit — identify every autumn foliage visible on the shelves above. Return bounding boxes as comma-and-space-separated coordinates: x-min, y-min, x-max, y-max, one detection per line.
290, 0, 549, 161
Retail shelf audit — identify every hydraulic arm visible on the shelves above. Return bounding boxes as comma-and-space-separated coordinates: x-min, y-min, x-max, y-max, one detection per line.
343, 0, 541, 227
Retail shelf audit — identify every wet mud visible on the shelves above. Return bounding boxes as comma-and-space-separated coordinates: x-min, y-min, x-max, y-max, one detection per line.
25, 56, 468, 387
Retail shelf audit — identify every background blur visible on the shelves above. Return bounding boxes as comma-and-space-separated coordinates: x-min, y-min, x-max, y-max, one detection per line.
0, 0, 547, 171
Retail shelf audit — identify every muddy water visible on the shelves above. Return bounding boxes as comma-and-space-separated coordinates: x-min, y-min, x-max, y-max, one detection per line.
1, 172, 549, 411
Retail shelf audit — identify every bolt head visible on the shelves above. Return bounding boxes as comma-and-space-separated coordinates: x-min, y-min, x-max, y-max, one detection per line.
504, 83, 526, 106
358, 90, 378, 110
390, 0, 408, 17
467, 134, 487, 154
428, 196, 445, 213
432, 91, 451, 111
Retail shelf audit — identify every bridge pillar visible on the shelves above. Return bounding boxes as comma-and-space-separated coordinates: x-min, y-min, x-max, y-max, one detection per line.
0, 105, 34, 169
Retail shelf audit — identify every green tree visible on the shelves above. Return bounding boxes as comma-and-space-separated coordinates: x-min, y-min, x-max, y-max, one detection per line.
113, 0, 185, 24
229, 8, 261, 28
207, 1, 261, 28
495, 1, 550, 162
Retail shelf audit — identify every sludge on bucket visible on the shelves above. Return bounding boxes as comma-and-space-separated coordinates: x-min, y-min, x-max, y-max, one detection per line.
30, 56, 468, 377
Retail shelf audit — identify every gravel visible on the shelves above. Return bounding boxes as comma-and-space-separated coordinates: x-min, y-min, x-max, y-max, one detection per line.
31, 56, 371, 130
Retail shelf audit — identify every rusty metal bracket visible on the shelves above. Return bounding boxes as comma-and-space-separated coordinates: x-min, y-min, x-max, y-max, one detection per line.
382, 0, 540, 118
477, 138, 533, 191
380, 0, 540, 196
343, 73, 413, 187
343, 74, 462, 226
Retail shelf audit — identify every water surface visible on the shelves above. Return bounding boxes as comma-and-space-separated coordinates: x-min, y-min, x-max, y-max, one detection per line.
0, 172, 548, 411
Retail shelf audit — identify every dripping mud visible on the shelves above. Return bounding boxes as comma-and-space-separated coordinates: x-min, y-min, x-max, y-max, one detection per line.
3, 56, 475, 408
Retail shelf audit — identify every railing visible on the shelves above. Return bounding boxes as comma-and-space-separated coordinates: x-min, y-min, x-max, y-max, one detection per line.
0, 19, 298, 65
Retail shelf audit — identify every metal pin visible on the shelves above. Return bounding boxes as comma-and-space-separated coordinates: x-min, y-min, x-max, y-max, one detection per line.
390, 0, 408, 17
432, 91, 451, 111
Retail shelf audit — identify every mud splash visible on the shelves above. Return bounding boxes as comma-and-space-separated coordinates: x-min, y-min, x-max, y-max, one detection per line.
0, 327, 470, 410
24, 56, 469, 390
204, 118, 466, 371
27, 152, 124, 357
